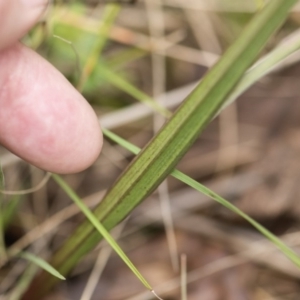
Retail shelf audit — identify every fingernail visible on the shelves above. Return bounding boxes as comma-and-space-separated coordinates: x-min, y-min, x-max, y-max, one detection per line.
20, 0, 49, 7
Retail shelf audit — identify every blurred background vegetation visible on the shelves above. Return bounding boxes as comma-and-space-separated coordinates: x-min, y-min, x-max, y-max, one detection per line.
2, 0, 300, 299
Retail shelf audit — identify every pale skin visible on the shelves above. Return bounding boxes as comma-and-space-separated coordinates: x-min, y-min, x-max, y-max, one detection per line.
0, 1, 103, 174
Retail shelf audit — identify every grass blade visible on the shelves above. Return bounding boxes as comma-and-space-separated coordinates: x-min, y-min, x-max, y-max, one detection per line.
20, 252, 65, 281
172, 170, 300, 267
220, 28, 300, 113
99, 66, 171, 117
77, 3, 120, 91
23, 1, 298, 298
52, 174, 153, 291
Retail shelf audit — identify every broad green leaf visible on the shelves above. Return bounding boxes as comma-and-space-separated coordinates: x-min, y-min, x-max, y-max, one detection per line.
23, 1, 298, 298
20, 252, 65, 281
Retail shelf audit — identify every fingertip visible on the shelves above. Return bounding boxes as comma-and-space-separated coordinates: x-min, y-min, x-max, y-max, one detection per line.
0, 0, 48, 51
0, 43, 103, 174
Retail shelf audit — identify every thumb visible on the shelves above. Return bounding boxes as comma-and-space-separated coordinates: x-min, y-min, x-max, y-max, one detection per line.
0, 0, 48, 51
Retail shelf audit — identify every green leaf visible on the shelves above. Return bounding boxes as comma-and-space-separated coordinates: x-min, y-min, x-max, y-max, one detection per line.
20, 252, 65, 281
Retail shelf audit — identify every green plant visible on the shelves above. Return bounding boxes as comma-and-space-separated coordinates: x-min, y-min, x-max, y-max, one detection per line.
0, 0, 300, 300
19, 1, 300, 299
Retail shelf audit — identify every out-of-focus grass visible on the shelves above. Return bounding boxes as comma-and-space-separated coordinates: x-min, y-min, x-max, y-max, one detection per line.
19, 252, 65, 281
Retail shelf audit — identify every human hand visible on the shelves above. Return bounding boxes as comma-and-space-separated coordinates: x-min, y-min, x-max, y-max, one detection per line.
0, 1, 103, 174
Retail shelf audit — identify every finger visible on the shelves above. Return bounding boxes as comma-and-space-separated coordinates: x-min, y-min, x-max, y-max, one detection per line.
0, 43, 103, 174
0, 0, 48, 51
